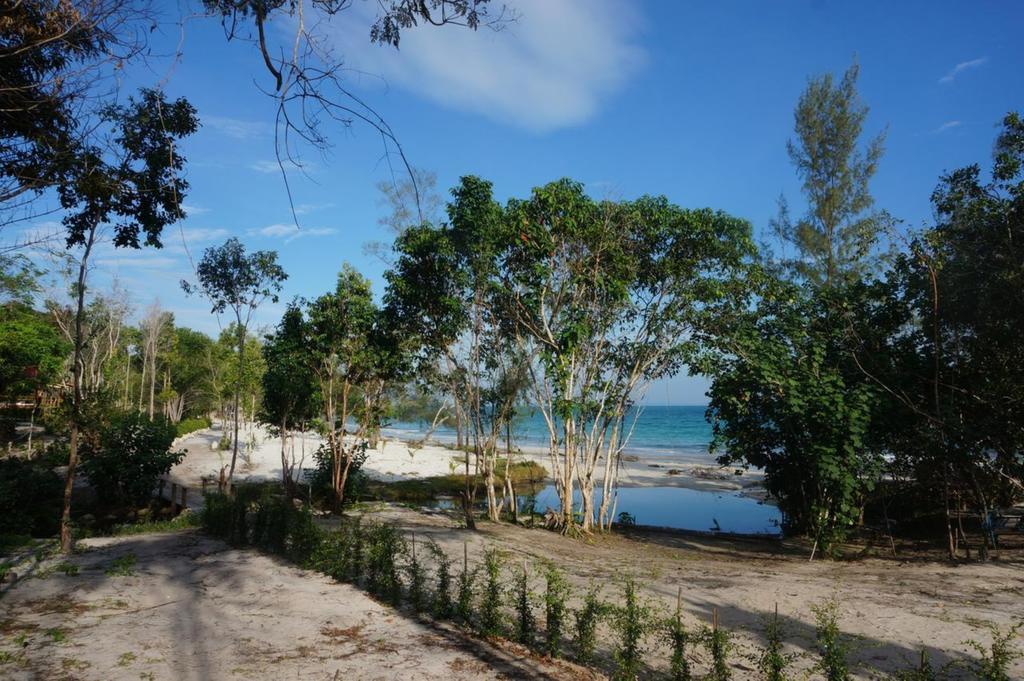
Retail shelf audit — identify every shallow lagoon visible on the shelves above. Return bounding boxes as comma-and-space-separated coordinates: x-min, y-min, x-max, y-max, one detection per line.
437, 485, 782, 536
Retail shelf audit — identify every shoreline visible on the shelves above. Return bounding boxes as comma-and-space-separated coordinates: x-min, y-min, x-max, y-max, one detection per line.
169, 421, 767, 501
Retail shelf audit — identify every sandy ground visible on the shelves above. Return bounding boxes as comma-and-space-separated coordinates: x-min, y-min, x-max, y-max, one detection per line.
365, 505, 1024, 680
0, 530, 596, 681
167, 422, 764, 501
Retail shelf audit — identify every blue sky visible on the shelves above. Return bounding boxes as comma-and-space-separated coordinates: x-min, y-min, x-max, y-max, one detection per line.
13, 0, 1024, 404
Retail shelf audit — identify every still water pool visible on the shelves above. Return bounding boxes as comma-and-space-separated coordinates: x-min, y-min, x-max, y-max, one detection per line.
436, 485, 782, 536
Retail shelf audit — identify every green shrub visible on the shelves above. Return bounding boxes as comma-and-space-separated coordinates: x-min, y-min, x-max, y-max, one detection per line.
966, 620, 1023, 681
310, 530, 348, 581
813, 598, 851, 681
427, 539, 453, 619
200, 492, 235, 539
702, 611, 732, 681
365, 523, 404, 604
478, 547, 504, 638
404, 534, 428, 613
542, 563, 570, 658
456, 546, 476, 625
175, 417, 212, 438
611, 578, 651, 681
664, 593, 692, 681
758, 606, 791, 681
512, 562, 536, 647
343, 518, 366, 583
0, 457, 62, 536
80, 412, 184, 507
574, 584, 606, 665
891, 650, 940, 681
308, 442, 368, 502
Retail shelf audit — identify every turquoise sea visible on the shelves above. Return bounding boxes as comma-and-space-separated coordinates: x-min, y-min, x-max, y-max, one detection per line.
385, 405, 782, 535
383, 404, 716, 464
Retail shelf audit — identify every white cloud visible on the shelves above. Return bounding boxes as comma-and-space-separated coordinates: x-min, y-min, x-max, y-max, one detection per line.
204, 115, 273, 140
931, 120, 961, 134
249, 160, 283, 173
939, 57, 988, 84
182, 203, 210, 216
321, 0, 646, 132
251, 223, 337, 244
294, 202, 334, 215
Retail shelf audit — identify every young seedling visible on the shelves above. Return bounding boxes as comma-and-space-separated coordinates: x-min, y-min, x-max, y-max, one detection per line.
574, 583, 605, 665
812, 598, 851, 681
478, 547, 504, 638
612, 578, 650, 681
758, 603, 791, 681
664, 587, 692, 681
965, 620, 1023, 681
456, 542, 476, 624
427, 539, 453, 619
405, 533, 428, 613
512, 561, 536, 647
703, 608, 732, 681
543, 563, 571, 658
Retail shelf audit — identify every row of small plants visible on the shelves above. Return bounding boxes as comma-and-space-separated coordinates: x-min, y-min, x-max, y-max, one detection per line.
198, 490, 1022, 680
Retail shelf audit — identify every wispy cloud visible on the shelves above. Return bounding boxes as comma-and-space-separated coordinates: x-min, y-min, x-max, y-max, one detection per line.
204, 115, 273, 140
250, 223, 337, 244
322, 0, 646, 132
182, 203, 210, 216
931, 120, 961, 134
294, 202, 334, 216
249, 160, 282, 174
939, 57, 988, 84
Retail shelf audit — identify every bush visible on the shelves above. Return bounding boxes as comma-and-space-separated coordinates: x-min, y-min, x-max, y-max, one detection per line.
478, 547, 504, 638
427, 539, 454, 619
612, 578, 651, 681
703, 611, 732, 681
543, 563, 571, 658
574, 584, 606, 665
0, 457, 63, 536
308, 442, 368, 502
512, 562, 536, 647
175, 416, 212, 438
758, 606, 791, 681
664, 593, 692, 681
456, 546, 476, 625
405, 534, 428, 613
966, 620, 1023, 681
813, 598, 851, 681
80, 412, 184, 507
365, 523, 404, 604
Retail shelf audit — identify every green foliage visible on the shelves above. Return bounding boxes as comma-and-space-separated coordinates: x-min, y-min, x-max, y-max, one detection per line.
0, 457, 63, 536
890, 650, 940, 681
664, 599, 692, 681
80, 412, 184, 507
259, 303, 318, 447
710, 281, 883, 551
104, 553, 136, 577
455, 549, 476, 625
103, 512, 199, 537
774, 61, 887, 288
574, 584, 605, 665
965, 621, 1023, 681
477, 547, 504, 637
511, 562, 536, 647
0, 304, 68, 398
701, 615, 733, 681
758, 608, 792, 681
404, 535, 428, 613
175, 417, 212, 438
542, 563, 570, 658
427, 539, 453, 619
365, 523, 405, 604
813, 599, 851, 681
611, 578, 650, 680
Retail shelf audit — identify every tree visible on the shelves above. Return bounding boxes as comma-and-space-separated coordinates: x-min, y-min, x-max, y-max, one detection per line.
709, 279, 885, 555
502, 181, 754, 532
260, 303, 318, 494
80, 412, 185, 508
306, 265, 379, 509
863, 113, 1024, 558
56, 88, 197, 552
139, 301, 172, 420
183, 237, 286, 491
773, 61, 888, 289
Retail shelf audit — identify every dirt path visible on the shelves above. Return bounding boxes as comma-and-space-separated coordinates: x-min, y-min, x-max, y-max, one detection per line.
369, 505, 1024, 680
0, 530, 595, 680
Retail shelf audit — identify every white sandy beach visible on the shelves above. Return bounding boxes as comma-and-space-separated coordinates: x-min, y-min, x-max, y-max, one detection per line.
167, 420, 764, 501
